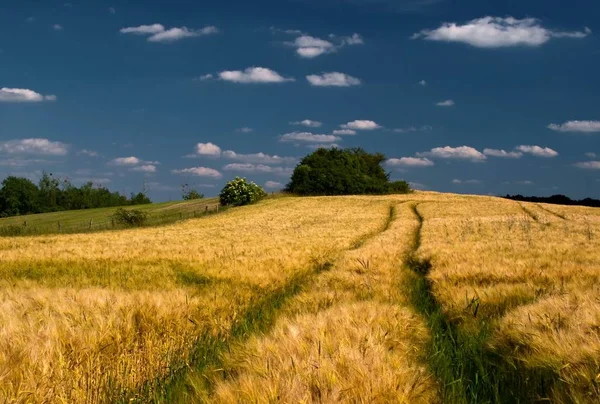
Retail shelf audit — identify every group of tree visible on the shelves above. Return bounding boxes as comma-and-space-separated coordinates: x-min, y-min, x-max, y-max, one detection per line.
285, 147, 411, 195
0, 172, 151, 217
504, 194, 600, 208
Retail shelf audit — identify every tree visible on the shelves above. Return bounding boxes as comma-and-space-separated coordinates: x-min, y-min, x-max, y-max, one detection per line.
286, 147, 410, 196
38, 172, 61, 212
0, 176, 40, 216
181, 184, 204, 200
220, 177, 266, 206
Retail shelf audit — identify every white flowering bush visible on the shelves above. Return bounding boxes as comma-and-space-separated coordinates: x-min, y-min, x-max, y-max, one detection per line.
219, 177, 267, 207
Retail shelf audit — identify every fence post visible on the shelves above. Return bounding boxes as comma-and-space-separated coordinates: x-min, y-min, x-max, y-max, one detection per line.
205, 206, 208, 214
89, 218, 93, 230
111, 218, 115, 228
23, 220, 27, 228
216, 205, 219, 213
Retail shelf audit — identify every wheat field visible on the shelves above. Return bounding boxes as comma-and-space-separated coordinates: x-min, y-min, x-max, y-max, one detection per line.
1, 193, 599, 403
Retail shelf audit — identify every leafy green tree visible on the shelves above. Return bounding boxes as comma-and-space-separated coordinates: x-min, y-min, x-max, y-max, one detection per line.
130, 192, 151, 205
181, 184, 204, 200
38, 172, 61, 212
0, 176, 40, 216
286, 147, 410, 196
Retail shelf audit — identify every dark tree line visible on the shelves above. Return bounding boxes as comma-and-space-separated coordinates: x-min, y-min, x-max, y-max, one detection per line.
504, 194, 600, 208
0, 172, 151, 217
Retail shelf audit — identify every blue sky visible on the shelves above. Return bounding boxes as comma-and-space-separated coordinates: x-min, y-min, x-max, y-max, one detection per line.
1, 0, 600, 201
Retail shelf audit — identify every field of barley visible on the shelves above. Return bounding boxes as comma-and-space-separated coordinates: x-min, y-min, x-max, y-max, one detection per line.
1, 192, 599, 403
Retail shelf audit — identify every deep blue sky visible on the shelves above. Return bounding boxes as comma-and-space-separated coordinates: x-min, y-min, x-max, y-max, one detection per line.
1, 0, 599, 201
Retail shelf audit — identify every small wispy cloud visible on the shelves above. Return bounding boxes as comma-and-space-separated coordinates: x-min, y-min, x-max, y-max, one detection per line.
548, 120, 600, 133
223, 163, 293, 176
130, 164, 157, 173
222, 150, 296, 165
392, 125, 432, 133
515, 145, 558, 158
120, 24, 218, 43
290, 119, 323, 128
280, 132, 341, 143
0, 88, 56, 102
219, 67, 294, 84
452, 179, 482, 184
236, 127, 254, 133
574, 161, 600, 170
0, 138, 68, 156
419, 80, 427, 86
436, 99, 454, 107
340, 120, 381, 130
483, 148, 523, 158
306, 72, 361, 87
77, 149, 99, 157
386, 157, 434, 167
332, 129, 357, 135
418, 145, 486, 162
52, 24, 63, 31
284, 32, 363, 58
109, 7, 116, 14
172, 167, 222, 178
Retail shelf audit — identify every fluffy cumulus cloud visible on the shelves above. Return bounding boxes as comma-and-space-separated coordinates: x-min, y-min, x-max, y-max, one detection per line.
280, 132, 341, 143
291, 119, 322, 128
265, 181, 284, 189
172, 167, 222, 178
332, 129, 357, 135
516, 145, 558, 158
548, 120, 600, 133
219, 67, 294, 84
130, 165, 157, 173
574, 161, 600, 169
483, 148, 523, 158
222, 150, 296, 165
223, 164, 293, 176
0, 88, 56, 102
340, 120, 381, 130
306, 72, 361, 87
436, 99, 454, 107
418, 146, 486, 162
291, 35, 336, 58
413, 17, 591, 48
109, 156, 142, 166
386, 157, 434, 167
286, 33, 363, 58
0, 138, 68, 156
120, 24, 218, 43
195, 142, 222, 156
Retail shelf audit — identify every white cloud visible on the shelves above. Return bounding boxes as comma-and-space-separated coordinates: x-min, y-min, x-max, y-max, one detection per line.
0, 88, 56, 102
265, 181, 283, 189
340, 120, 381, 130
483, 148, 523, 158
585, 152, 597, 158
516, 145, 558, 158
120, 24, 218, 43
436, 99, 454, 107
223, 164, 293, 176
516, 180, 534, 185
172, 167, 222, 178
574, 161, 600, 170
26, 16, 35, 23
195, 142, 221, 156
419, 80, 427, 86
131, 165, 157, 173
109, 7, 116, 14
548, 120, 600, 133
291, 119, 323, 128
120, 24, 165, 35
418, 145, 486, 162
332, 129, 357, 135
280, 132, 341, 143
52, 24, 63, 31
386, 157, 434, 167
77, 149, 99, 157
0, 159, 53, 167
196, 74, 214, 81
222, 150, 296, 165
306, 72, 361, 87
452, 179, 481, 184
108, 156, 142, 166
291, 35, 335, 58
393, 125, 432, 133
237, 127, 254, 133
413, 17, 591, 48
342, 33, 364, 45
0, 138, 68, 156
219, 67, 294, 84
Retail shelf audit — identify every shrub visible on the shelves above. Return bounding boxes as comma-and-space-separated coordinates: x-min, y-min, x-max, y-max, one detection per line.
286, 147, 412, 196
219, 177, 267, 207
183, 189, 204, 200
112, 208, 148, 226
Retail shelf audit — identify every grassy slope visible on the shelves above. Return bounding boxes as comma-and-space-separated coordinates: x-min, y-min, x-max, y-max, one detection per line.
0, 198, 219, 234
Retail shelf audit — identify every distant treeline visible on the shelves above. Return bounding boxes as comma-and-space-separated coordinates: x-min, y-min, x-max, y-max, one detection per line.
504, 194, 600, 208
0, 172, 151, 217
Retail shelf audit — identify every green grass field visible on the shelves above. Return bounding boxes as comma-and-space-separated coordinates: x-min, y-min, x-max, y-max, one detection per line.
0, 198, 220, 236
